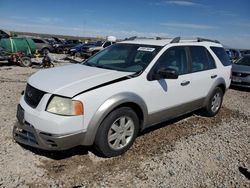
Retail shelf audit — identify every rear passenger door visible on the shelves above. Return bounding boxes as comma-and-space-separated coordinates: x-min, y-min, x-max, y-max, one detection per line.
187, 46, 218, 100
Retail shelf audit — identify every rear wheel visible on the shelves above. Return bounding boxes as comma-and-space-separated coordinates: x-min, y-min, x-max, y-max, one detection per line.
19, 57, 32, 67
202, 87, 223, 117
94, 107, 139, 157
41, 48, 50, 55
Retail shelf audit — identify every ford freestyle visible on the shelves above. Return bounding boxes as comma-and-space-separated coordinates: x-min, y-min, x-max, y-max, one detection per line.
14, 37, 232, 157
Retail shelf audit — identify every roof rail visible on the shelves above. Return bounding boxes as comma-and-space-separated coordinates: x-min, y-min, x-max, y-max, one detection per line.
197, 37, 220, 44
170, 37, 180, 43
124, 36, 137, 41
170, 37, 220, 44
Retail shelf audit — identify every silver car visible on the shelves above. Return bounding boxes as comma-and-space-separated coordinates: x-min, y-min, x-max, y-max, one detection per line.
231, 55, 250, 88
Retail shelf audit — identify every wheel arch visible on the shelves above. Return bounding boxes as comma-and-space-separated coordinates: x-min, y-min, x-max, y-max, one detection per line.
203, 77, 226, 106
81, 92, 148, 145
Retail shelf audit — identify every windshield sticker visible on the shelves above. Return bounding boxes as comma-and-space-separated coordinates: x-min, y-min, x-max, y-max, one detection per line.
137, 47, 155, 52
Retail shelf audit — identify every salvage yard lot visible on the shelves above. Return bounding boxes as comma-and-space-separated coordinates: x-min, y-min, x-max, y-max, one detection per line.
0, 60, 249, 187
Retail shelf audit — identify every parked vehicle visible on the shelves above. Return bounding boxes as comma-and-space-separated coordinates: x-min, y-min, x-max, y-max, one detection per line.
31, 38, 54, 54
0, 37, 36, 67
69, 42, 95, 57
0, 47, 10, 61
14, 37, 231, 157
225, 48, 242, 62
81, 40, 115, 57
231, 55, 250, 88
0, 30, 10, 40
54, 39, 81, 54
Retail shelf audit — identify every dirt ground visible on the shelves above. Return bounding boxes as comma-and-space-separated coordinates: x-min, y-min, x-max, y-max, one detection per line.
0, 58, 249, 188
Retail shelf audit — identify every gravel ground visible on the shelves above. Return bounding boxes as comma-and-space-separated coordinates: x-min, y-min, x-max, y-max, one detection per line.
0, 57, 249, 188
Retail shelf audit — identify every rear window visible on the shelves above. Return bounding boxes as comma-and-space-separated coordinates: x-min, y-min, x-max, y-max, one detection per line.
210, 47, 231, 66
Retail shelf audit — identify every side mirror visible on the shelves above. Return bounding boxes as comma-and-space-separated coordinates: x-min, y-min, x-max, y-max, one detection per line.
155, 68, 179, 80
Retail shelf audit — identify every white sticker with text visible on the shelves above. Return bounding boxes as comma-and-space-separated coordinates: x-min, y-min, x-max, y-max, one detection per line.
137, 47, 155, 52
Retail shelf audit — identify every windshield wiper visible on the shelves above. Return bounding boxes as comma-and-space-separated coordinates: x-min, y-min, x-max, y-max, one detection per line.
94, 64, 114, 70
84, 62, 114, 70
84, 62, 95, 67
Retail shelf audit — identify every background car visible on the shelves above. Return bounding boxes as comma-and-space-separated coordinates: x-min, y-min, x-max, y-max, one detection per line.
0, 46, 10, 61
54, 39, 81, 53
69, 42, 95, 56
231, 55, 250, 88
31, 38, 54, 54
81, 40, 115, 57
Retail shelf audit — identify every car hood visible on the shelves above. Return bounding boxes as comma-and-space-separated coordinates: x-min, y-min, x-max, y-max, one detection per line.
232, 64, 250, 73
28, 64, 132, 97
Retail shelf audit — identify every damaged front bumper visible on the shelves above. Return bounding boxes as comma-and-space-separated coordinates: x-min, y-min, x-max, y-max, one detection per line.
13, 104, 86, 151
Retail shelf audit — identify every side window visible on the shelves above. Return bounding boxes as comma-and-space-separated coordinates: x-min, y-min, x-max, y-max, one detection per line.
154, 46, 188, 75
189, 46, 215, 72
32, 39, 44, 43
103, 42, 111, 48
207, 50, 216, 69
210, 47, 231, 66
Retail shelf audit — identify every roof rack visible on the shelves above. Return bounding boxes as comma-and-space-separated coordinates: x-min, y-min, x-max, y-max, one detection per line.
197, 37, 220, 43
170, 37, 220, 44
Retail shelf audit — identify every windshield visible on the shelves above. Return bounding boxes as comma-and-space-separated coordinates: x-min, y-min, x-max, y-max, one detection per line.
235, 56, 250, 66
82, 43, 162, 72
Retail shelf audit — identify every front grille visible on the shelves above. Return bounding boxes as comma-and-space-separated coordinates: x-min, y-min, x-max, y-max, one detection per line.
232, 72, 250, 77
24, 84, 46, 108
15, 129, 38, 145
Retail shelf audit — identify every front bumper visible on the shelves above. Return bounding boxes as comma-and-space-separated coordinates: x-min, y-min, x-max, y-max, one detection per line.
13, 97, 88, 150
231, 76, 250, 88
13, 111, 86, 150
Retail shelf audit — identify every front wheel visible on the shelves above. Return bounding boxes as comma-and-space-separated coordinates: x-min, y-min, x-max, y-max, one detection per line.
94, 107, 139, 157
202, 87, 223, 117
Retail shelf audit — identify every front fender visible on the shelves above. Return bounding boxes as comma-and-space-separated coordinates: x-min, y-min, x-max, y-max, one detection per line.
81, 92, 148, 145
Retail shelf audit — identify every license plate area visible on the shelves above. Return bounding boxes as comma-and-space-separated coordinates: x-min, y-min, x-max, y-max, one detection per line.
16, 104, 24, 124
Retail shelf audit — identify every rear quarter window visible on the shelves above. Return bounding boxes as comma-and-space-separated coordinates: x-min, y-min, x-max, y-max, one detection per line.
210, 47, 231, 66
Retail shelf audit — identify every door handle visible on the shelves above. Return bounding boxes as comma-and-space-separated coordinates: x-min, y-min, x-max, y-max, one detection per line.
181, 81, 190, 86
211, 75, 217, 79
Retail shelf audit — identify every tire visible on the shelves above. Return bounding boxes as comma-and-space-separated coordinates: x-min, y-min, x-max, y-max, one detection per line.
94, 107, 139, 157
56, 48, 63, 54
202, 87, 223, 117
41, 48, 50, 55
19, 57, 32, 67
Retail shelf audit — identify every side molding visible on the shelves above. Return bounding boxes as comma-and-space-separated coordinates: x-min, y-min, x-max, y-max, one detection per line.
81, 92, 148, 145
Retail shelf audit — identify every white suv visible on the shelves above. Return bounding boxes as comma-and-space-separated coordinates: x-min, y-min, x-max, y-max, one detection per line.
14, 37, 232, 157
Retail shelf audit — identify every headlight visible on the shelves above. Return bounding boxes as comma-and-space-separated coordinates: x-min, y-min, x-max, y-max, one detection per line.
46, 96, 83, 116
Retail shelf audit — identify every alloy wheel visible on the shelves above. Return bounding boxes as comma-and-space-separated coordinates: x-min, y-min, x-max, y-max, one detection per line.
107, 116, 135, 150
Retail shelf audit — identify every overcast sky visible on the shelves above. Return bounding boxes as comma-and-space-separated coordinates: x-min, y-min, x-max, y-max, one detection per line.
0, 0, 250, 49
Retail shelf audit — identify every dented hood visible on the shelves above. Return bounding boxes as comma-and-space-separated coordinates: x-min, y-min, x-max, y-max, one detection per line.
28, 64, 132, 97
